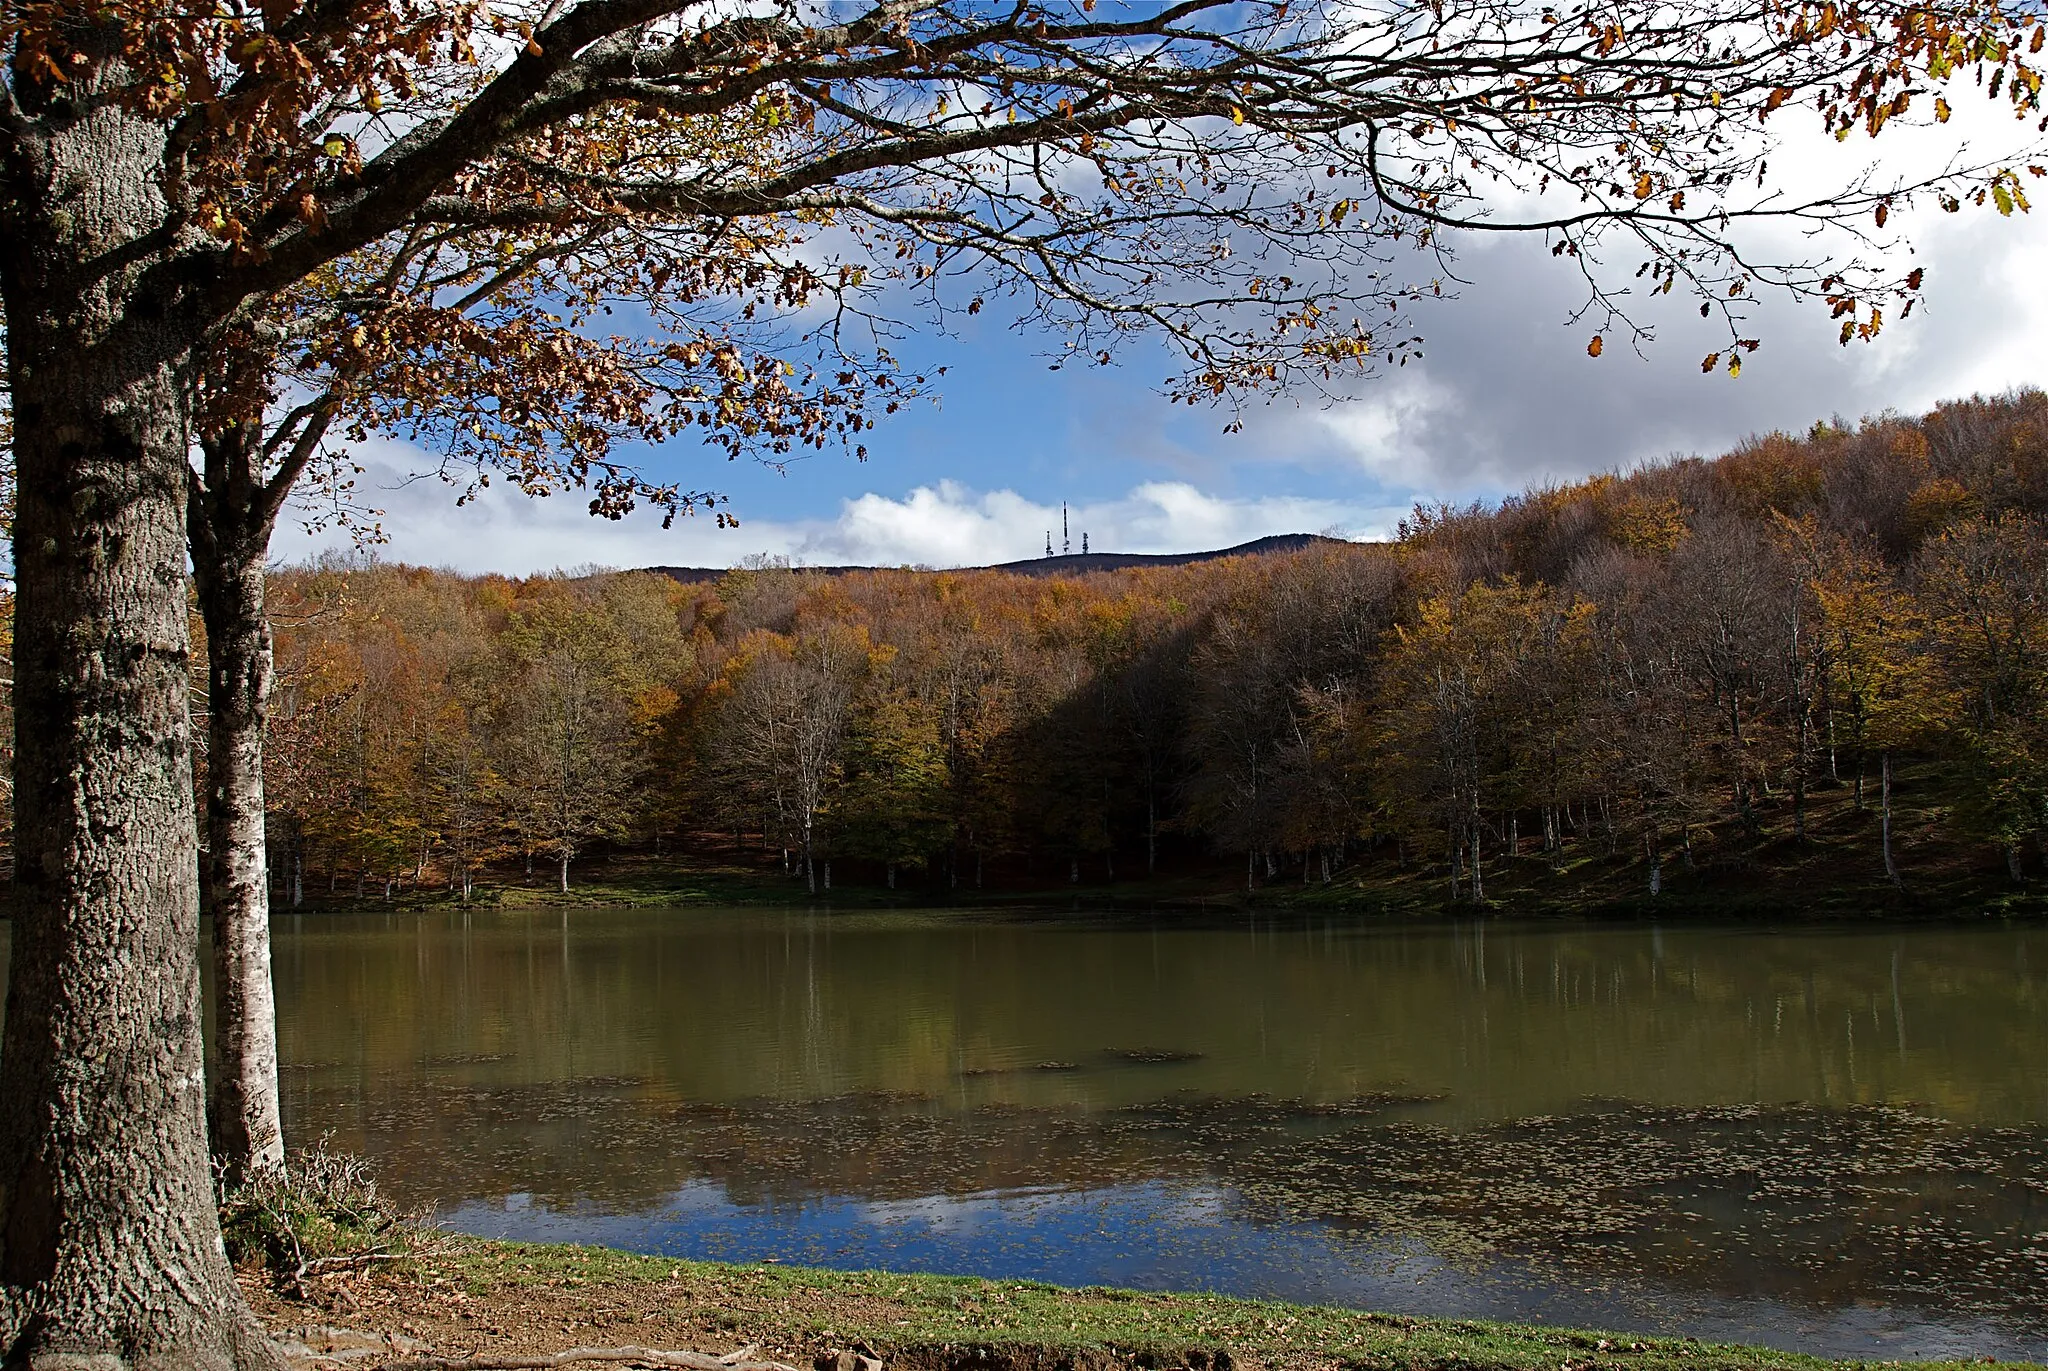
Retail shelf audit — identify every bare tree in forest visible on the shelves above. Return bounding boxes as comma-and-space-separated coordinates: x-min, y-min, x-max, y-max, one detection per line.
1658, 516, 1782, 832
706, 629, 864, 893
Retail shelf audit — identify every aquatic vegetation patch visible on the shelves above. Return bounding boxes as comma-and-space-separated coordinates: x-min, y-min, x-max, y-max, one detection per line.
296, 1076, 2048, 1343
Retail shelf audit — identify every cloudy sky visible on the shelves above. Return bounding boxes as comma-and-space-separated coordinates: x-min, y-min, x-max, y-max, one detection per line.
274, 103, 2048, 576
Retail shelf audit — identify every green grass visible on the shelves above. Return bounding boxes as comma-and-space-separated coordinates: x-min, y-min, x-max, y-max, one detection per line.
429, 1240, 2032, 1371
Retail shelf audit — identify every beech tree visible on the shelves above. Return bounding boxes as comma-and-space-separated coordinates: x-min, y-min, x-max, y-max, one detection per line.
1914, 513, 2048, 875
705, 625, 866, 891
3, 0, 2044, 1363
496, 591, 646, 892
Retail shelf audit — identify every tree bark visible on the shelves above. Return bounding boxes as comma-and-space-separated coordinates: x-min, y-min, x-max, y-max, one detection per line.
190, 518, 284, 1180
191, 474, 287, 1189
0, 48, 285, 1365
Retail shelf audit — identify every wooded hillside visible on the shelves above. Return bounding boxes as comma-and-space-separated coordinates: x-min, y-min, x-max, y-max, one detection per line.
74, 390, 2048, 909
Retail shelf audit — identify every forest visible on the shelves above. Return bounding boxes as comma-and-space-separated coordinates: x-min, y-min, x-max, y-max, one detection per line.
32, 387, 2046, 910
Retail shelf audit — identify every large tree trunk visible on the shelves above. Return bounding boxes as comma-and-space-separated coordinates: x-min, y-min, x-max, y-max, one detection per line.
0, 129, 281, 1371
0, 40, 284, 1367
191, 430, 286, 1189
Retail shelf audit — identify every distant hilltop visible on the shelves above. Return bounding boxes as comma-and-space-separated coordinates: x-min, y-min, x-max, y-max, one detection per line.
645, 532, 1348, 584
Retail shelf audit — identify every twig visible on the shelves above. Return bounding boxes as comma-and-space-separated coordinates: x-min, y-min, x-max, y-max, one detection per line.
300, 1251, 407, 1276
382, 1349, 806, 1371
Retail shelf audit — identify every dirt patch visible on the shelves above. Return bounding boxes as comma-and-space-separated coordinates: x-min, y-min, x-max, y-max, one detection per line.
252, 1254, 1261, 1371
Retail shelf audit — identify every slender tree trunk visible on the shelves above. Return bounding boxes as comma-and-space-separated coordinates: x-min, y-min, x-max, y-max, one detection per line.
1147, 790, 1157, 875
192, 467, 286, 1188
1882, 752, 1901, 888
0, 69, 284, 1363
559, 851, 571, 893
1469, 822, 1485, 906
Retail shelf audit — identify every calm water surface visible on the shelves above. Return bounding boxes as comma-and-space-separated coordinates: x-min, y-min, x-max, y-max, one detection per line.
10, 910, 2048, 1359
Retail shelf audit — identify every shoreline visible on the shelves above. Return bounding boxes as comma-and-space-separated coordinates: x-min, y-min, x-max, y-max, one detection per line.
204, 857, 2048, 925
255, 1239, 2039, 1371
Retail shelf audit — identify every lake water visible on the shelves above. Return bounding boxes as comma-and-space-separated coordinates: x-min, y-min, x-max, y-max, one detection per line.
8, 909, 2048, 1359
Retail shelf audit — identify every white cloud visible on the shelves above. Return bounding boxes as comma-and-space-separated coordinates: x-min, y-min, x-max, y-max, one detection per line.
1214, 157, 2048, 502
812, 478, 1389, 566
270, 443, 1400, 574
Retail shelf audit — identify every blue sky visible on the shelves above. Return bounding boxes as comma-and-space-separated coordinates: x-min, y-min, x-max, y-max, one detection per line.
274, 129, 2048, 575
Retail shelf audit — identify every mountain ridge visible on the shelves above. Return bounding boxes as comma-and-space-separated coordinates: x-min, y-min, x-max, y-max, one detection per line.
644, 532, 1347, 584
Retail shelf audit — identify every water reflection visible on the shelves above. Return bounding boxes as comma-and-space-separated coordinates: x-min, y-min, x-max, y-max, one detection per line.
8, 910, 2047, 1359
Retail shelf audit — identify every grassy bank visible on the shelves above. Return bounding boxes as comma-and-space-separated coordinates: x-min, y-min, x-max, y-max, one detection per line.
254, 1237, 2031, 1371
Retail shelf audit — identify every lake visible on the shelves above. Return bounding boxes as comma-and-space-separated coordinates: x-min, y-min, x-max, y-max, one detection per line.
8, 909, 2048, 1360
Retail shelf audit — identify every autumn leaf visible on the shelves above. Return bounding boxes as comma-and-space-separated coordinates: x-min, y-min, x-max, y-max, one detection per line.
1634, 173, 1654, 199
1701, 352, 1720, 372
1587, 335, 1605, 357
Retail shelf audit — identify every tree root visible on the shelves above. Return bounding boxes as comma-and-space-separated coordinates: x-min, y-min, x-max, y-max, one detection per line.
381, 1348, 807, 1371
